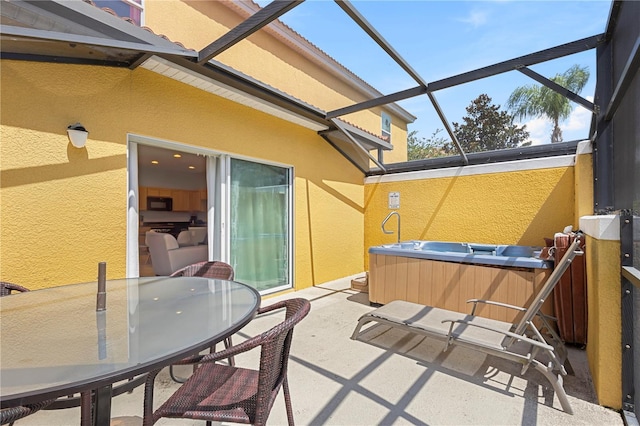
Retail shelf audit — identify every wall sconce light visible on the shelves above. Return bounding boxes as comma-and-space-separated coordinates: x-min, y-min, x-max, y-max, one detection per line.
67, 123, 89, 148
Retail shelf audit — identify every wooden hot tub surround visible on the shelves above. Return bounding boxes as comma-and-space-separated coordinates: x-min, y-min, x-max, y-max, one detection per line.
368, 241, 553, 324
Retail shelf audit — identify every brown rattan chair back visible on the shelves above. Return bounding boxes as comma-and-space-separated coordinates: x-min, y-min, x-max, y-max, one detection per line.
170, 260, 234, 280
169, 260, 237, 380
0, 281, 30, 297
144, 297, 311, 426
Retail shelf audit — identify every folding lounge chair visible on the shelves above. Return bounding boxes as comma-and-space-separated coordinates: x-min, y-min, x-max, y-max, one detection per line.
351, 235, 584, 414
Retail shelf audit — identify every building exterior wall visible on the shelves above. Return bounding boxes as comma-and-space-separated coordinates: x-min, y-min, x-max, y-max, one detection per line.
577, 142, 621, 409
585, 236, 622, 408
0, 60, 364, 289
142, 0, 409, 163
575, 141, 595, 223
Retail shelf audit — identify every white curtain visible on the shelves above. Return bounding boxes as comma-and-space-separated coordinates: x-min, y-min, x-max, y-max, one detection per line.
127, 142, 140, 278
229, 159, 290, 292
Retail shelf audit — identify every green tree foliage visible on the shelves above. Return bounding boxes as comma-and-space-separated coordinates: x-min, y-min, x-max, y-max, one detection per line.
507, 64, 590, 143
407, 94, 531, 161
446, 94, 531, 154
407, 129, 450, 160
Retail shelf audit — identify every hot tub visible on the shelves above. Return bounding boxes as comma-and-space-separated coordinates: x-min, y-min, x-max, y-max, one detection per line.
367, 240, 554, 323
370, 240, 550, 269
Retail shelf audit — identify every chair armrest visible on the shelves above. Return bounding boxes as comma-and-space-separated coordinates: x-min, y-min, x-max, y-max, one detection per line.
194, 300, 297, 364
441, 318, 554, 351
467, 299, 558, 329
256, 299, 289, 315
171, 329, 264, 367
467, 299, 526, 315
178, 301, 295, 366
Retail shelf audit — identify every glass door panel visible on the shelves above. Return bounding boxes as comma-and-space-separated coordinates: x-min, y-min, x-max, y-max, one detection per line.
229, 159, 291, 292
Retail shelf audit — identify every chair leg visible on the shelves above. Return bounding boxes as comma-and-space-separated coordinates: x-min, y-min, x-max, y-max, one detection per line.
351, 315, 373, 339
143, 369, 162, 426
168, 364, 188, 384
531, 361, 574, 414
283, 376, 295, 426
80, 391, 93, 426
224, 336, 235, 366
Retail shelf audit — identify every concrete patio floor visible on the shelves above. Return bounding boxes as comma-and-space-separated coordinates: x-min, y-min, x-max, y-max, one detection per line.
19, 276, 623, 425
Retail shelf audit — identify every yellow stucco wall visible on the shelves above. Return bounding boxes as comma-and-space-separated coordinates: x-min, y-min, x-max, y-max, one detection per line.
364, 166, 575, 267
574, 143, 594, 223
0, 60, 363, 289
575, 146, 620, 409
142, 0, 409, 163
584, 235, 621, 409
363, 159, 623, 409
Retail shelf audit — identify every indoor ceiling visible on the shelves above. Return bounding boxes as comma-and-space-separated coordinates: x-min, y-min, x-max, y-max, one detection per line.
137, 144, 206, 175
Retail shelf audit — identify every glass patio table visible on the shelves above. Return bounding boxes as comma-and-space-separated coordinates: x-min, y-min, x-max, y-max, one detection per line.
0, 276, 260, 425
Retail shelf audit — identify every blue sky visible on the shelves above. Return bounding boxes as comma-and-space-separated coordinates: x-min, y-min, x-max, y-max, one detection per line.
255, 0, 611, 145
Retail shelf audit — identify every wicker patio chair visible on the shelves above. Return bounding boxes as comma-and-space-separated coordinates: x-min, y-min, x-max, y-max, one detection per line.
169, 261, 237, 382
1, 400, 54, 426
143, 298, 311, 426
0, 281, 29, 296
170, 260, 235, 281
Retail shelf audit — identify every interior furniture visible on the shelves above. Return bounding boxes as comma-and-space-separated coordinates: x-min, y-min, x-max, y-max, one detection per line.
176, 231, 192, 247
187, 227, 207, 245
145, 231, 207, 275
0, 276, 260, 426
176, 229, 208, 247
169, 261, 237, 382
352, 235, 584, 415
143, 298, 311, 426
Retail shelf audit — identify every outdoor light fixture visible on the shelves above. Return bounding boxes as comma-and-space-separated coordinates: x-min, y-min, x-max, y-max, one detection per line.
67, 123, 89, 148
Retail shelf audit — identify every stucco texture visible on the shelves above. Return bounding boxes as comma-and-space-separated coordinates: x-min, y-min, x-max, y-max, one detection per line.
1, 60, 364, 289
143, 0, 408, 163
585, 236, 622, 409
364, 167, 575, 267
574, 146, 594, 223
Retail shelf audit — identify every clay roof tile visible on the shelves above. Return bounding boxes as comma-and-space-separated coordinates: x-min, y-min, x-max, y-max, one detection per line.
84, 2, 191, 49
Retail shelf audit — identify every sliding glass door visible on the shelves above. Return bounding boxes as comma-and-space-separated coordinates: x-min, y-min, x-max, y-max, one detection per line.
127, 136, 293, 293
229, 158, 291, 293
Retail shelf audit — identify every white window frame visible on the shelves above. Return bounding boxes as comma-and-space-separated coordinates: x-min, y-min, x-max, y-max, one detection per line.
381, 111, 392, 142
94, 0, 145, 26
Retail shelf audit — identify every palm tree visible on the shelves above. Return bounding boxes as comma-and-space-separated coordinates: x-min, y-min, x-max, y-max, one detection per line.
507, 65, 589, 143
